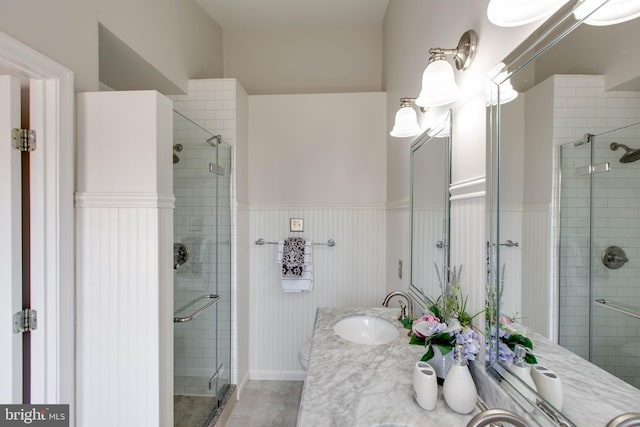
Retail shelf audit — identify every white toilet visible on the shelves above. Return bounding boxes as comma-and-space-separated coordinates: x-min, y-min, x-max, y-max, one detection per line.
298, 338, 311, 372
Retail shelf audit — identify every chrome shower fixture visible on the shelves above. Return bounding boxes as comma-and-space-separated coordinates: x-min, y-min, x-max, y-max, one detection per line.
610, 142, 640, 163
173, 143, 183, 164
207, 135, 222, 146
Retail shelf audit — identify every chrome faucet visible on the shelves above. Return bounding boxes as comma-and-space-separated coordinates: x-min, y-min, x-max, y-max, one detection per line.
382, 291, 413, 321
606, 413, 640, 427
466, 408, 529, 427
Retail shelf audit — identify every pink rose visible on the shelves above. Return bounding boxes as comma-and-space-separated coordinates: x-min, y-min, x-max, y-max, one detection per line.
499, 316, 512, 325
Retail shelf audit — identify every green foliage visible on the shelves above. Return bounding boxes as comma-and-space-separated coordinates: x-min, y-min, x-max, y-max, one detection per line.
428, 304, 441, 320
503, 334, 538, 364
409, 334, 425, 346
401, 316, 414, 330
420, 345, 434, 362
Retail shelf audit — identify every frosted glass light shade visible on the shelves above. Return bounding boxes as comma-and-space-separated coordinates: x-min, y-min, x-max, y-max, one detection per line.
487, 0, 569, 27
574, 0, 640, 26
499, 80, 519, 104
487, 74, 518, 105
390, 106, 421, 138
415, 59, 460, 108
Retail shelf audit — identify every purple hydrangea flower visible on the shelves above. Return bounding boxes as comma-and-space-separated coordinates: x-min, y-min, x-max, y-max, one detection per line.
454, 327, 480, 361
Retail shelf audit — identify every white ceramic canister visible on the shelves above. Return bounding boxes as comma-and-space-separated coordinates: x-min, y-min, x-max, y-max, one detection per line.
413, 361, 438, 410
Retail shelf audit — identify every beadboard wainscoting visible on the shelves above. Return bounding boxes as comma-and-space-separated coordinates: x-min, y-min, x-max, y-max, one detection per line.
76, 196, 175, 427
385, 199, 410, 294
249, 207, 387, 380
496, 207, 523, 320
411, 207, 447, 296
449, 178, 486, 332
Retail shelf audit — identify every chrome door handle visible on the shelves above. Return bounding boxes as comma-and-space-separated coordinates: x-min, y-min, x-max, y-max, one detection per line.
174, 294, 219, 323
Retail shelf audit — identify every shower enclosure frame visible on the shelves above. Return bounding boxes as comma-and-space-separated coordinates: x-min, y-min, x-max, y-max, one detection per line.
172, 110, 233, 426
557, 120, 640, 388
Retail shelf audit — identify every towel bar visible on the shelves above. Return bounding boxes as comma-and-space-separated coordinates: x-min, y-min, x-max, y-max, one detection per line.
255, 238, 335, 247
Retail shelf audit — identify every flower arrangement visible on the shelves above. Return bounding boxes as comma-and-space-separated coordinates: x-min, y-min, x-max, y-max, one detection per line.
404, 265, 481, 363
494, 316, 537, 365
486, 264, 537, 365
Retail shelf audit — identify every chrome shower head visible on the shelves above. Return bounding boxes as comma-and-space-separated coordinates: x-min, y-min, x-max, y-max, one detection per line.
610, 142, 640, 163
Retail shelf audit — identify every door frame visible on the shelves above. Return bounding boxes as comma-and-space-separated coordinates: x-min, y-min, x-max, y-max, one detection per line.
0, 31, 75, 416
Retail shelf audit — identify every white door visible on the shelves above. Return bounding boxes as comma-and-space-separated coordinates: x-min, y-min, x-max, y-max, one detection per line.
0, 74, 24, 403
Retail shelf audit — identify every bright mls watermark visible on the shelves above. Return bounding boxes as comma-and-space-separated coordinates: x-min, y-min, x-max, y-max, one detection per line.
0, 405, 68, 426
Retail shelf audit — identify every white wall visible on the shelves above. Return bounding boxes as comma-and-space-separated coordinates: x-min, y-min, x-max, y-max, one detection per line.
76, 91, 174, 427
249, 93, 387, 206
248, 92, 387, 379
234, 81, 251, 396
383, 0, 543, 203
521, 78, 555, 337
0, 0, 223, 92
382, 0, 546, 316
224, 27, 382, 95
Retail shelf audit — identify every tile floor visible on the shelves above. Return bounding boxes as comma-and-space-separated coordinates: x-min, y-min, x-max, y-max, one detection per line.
223, 380, 303, 427
174, 395, 216, 427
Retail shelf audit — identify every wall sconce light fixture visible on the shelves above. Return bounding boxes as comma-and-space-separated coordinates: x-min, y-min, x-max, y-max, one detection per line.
414, 30, 478, 108
390, 97, 424, 138
487, 0, 569, 27
574, 0, 640, 26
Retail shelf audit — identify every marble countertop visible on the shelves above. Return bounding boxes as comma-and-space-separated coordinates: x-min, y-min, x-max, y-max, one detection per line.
529, 332, 640, 426
297, 307, 479, 427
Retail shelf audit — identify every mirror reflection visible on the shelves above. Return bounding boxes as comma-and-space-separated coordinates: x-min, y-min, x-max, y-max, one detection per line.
489, 1, 640, 424
409, 111, 451, 306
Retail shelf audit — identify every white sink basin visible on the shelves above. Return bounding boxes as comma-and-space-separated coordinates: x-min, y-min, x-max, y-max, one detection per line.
333, 315, 399, 345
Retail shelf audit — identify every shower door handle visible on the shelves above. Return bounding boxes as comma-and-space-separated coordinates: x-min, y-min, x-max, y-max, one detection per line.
174, 294, 219, 323
595, 299, 640, 320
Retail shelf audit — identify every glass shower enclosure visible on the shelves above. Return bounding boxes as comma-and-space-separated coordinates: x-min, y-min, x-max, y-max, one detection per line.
172, 110, 233, 426
559, 120, 640, 389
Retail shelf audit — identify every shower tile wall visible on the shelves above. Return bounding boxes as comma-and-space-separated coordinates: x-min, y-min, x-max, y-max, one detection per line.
554, 75, 640, 387
171, 79, 238, 392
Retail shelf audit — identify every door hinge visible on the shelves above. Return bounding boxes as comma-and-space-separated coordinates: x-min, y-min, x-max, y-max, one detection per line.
13, 308, 37, 334
12, 128, 36, 152
575, 162, 610, 176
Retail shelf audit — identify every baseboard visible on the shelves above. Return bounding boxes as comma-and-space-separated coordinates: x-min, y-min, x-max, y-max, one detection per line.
249, 370, 307, 381
237, 372, 250, 400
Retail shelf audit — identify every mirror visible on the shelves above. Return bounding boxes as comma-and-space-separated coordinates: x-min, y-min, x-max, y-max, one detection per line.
409, 110, 451, 306
487, 0, 640, 424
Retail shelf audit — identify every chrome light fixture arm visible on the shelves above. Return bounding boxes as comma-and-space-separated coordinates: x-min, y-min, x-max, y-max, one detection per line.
428, 30, 479, 71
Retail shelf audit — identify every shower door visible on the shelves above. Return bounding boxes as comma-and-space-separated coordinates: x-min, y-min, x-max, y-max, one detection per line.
559, 120, 640, 388
173, 111, 232, 426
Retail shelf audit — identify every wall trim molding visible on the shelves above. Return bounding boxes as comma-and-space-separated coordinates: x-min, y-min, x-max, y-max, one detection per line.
248, 203, 386, 211
386, 197, 410, 210
450, 176, 485, 201
0, 30, 76, 412
75, 192, 175, 208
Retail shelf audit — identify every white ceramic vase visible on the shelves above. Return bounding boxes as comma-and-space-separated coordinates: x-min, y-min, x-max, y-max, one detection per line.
428, 345, 453, 380
443, 345, 478, 414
